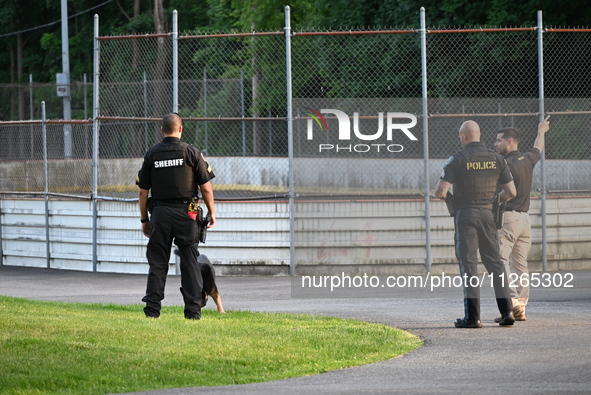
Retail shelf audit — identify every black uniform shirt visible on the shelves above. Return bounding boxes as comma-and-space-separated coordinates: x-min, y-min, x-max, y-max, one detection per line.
138, 137, 214, 199
503, 148, 540, 212
441, 142, 513, 208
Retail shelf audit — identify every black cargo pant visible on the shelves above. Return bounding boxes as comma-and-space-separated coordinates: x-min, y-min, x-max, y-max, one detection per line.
454, 207, 513, 321
143, 203, 202, 318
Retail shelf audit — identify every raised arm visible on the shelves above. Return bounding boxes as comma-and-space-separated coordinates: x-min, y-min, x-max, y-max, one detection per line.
533, 115, 550, 153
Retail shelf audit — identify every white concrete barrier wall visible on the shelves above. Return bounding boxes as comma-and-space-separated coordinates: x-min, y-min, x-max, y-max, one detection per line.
1, 196, 590, 275
1, 157, 590, 192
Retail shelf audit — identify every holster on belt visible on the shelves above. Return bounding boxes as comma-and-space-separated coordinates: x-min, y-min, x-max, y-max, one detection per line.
445, 191, 456, 217
188, 197, 209, 243
198, 212, 210, 243
492, 194, 505, 229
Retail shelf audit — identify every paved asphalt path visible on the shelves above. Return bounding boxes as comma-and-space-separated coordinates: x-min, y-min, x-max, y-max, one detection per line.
1, 265, 590, 394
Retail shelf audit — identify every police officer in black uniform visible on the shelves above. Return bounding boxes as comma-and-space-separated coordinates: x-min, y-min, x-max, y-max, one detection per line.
435, 120, 517, 328
138, 113, 216, 320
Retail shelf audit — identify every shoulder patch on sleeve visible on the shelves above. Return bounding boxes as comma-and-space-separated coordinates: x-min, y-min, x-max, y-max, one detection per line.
200, 153, 212, 173
440, 156, 455, 179
443, 155, 454, 168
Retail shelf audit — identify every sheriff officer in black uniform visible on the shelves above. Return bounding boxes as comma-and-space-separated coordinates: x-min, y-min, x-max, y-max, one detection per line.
435, 120, 516, 328
138, 113, 216, 320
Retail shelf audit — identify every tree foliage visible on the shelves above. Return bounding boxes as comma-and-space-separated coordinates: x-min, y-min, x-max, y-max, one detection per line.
1, 0, 589, 85
1, 1, 590, 158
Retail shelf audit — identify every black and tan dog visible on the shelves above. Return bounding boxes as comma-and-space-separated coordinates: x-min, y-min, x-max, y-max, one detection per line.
175, 251, 225, 314
197, 254, 225, 314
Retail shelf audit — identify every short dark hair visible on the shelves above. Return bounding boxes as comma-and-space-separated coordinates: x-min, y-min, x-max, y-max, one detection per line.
162, 113, 182, 134
498, 127, 520, 145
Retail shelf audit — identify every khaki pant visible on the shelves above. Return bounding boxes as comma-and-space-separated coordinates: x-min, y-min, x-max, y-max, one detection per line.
498, 211, 531, 308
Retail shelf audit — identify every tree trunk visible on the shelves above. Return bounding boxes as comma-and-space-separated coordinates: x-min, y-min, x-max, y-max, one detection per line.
131, 0, 142, 154
17, 33, 25, 120
152, 0, 168, 117
252, 66, 262, 156
251, 18, 263, 156
10, 46, 16, 120
130, 0, 141, 69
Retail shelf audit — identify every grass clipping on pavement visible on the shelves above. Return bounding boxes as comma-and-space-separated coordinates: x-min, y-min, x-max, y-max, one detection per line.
0, 296, 422, 394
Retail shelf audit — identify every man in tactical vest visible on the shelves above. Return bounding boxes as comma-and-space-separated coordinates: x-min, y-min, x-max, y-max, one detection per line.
435, 120, 517, 328
138, 113, 216, 320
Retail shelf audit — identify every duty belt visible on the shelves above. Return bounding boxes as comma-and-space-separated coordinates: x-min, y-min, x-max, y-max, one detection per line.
455, 203, 493, 210
153, 198, 191, 207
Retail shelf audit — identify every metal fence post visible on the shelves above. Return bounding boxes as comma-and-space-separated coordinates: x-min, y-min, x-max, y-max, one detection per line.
0, 197, 3, 266
92, 14, 100, 272
285, 6, 295, 276
172, 10, 178, 113
84, 73, 90, 159
203, 68, 208, 152
241, 68, 246, 155
143, 71, 148, 151
42, 101, 51, 269
420, 7, 432, 273
29, 74, 34, 158
84, 73, 88, 119
537, 10, 547, 272
268, 109, 273, 155
61, 0, 72, 160
29, 74, 33, 119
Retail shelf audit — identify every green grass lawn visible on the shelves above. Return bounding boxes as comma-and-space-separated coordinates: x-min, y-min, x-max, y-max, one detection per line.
0, 296, 422, 394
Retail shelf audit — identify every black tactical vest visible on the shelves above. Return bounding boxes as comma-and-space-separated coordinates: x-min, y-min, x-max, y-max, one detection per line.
454, 148, 501, 208
149, 141, 197, 200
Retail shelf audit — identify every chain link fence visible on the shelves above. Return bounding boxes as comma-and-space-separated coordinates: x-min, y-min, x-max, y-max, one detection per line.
0, 79, 92, 121
0, 119, 92, 196
1, 10, 591, 273
99, 35, 172, 118
426, 28, 591, 195
291, 31, 423, 197
2, 15, 590, 199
